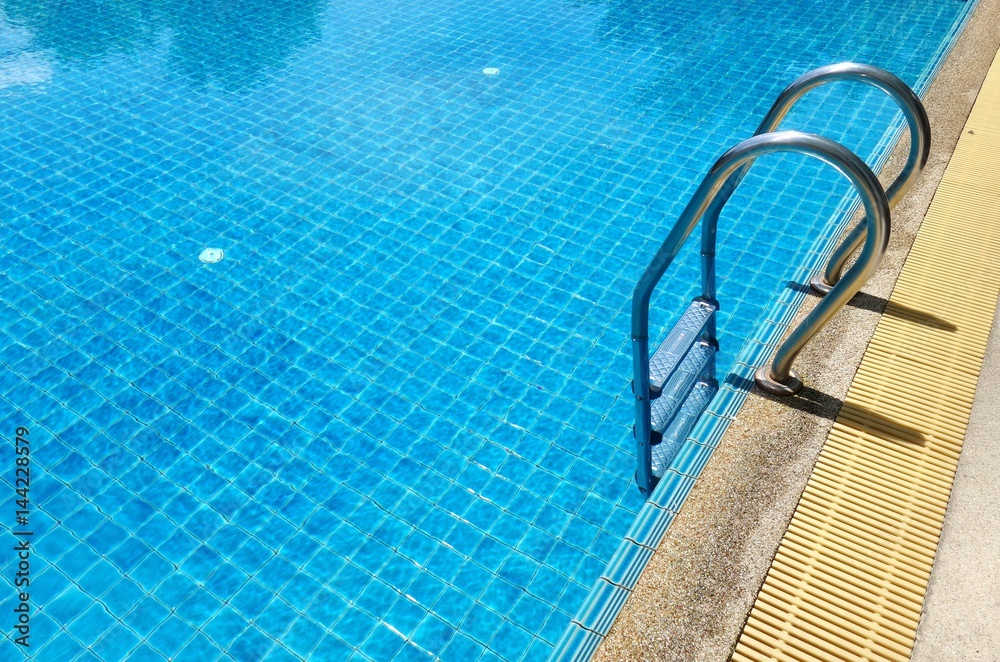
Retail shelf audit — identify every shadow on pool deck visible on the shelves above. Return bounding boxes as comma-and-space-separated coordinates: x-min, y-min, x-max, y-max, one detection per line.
725, 373, 927, 442
788, 280, 959, 331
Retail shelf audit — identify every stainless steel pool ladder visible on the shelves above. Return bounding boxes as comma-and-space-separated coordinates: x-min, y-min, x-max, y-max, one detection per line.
631, 131, 890, 494
630, 63, 927, 494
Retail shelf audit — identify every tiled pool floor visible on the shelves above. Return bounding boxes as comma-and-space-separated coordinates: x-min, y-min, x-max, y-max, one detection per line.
0, 0, 977, 658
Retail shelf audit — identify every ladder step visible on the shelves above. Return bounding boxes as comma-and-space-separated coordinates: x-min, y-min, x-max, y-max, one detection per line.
650, 339, 715, 442
649, 298, 717, 396
651, 380, 718, 477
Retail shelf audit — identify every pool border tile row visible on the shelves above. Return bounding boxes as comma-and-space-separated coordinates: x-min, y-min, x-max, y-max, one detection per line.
547, 0, 983, 655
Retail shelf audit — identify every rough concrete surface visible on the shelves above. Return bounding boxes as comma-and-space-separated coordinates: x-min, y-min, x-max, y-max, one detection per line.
593, 0, 1000, 659
909, 302, 1000, 662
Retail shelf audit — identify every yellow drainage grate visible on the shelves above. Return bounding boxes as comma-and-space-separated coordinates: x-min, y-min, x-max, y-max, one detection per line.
733, 47, 1000, 662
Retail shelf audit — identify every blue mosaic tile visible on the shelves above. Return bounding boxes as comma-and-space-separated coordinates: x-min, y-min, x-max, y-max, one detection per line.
359, 624, 407, 660
0, 0, 976, 657
440, 633, 485, 662
93, 625, 143, 660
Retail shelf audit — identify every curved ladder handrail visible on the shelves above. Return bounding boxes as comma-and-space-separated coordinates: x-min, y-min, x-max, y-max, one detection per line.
704, 62, 928, 292
632, 131, 890, 494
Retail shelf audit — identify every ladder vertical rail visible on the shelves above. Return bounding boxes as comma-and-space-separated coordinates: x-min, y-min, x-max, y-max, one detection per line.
632, 199, 711, 494
632, 131, 889, 493
701, 205, 719, 304
632, 337, 654, 494
701, 204, 720, 387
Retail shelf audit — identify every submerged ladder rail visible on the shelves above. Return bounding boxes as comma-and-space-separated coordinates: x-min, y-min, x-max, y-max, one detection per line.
707, 62, 929, 294
632, 131, 890, 494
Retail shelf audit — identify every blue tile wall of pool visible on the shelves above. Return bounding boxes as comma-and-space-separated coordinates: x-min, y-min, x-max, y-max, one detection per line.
0, 0, 975, 658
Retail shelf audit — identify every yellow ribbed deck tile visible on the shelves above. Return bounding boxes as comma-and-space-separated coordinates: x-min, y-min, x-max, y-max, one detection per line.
815, 472, 945, 519
750, 593, 913, 646
787, 503, 937, 559
850, 358, 981, 386
812, 451, 955, 503
750, 599, 912, 660
823, 442, 963, 478
763, 574, 920, 630
783, 524, 935, 571
850, 350, 981, 375
841, 397, 968, 431
766, 561, 924, 609
798, 484, 945, 532
732, 45, 1000, 662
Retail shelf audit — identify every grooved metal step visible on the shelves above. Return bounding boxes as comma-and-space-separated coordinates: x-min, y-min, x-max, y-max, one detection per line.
650, 339, 715, 442
648, 298, 717, 396
651, 380, 717, 477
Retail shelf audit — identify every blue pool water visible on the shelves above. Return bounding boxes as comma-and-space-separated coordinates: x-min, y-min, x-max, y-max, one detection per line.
0, 0, 975, 658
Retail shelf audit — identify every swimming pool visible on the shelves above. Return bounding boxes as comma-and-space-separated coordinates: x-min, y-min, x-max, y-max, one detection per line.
0, 0, 976, 659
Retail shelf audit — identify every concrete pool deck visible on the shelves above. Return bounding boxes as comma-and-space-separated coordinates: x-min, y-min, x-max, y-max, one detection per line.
910, 307, 1000, 660
593, 0, 1000, 657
